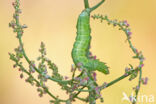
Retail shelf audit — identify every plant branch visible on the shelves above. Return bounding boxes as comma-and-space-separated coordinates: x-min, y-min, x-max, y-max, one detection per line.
9, 0, 146, 104
90, 0, 105, 12
92, 14, 145, 104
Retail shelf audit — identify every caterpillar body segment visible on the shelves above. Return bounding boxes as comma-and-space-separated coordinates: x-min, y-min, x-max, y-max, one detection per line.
72, 8, 109, 74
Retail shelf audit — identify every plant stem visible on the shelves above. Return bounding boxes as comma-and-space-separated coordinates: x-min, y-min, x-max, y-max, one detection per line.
106, 74, 129, 88
76, 96, 87, 102
133, 68, 142, 104
100, 68, 141, 90
70, 86, 86, 101
84, 0, 89, 8
90, 0, 105, 12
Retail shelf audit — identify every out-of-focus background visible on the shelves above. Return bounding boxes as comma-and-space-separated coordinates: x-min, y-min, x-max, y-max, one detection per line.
0, 0, 156, 104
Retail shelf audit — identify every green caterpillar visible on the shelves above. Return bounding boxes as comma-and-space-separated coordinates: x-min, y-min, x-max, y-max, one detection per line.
72, 0, 109, 74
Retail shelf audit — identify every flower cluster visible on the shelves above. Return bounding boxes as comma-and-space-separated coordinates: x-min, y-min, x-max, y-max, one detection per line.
91, 14, 132, 39
9, 1, 27, 38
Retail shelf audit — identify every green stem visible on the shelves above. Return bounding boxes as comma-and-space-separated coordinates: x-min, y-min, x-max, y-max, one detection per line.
74, 88, 91, 92
101, 68, 141, 90
84, 0, 90, 8
70, 66, 76, 86
76, 96, 87, 102
105, 74, 129, 89
100, 67, 141, 90
90, 0, 105, 12
133, 68, 142, 104
70, 86, 86, 101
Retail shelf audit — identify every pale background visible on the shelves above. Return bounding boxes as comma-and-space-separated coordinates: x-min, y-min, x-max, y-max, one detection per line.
0, 0, 156, 104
